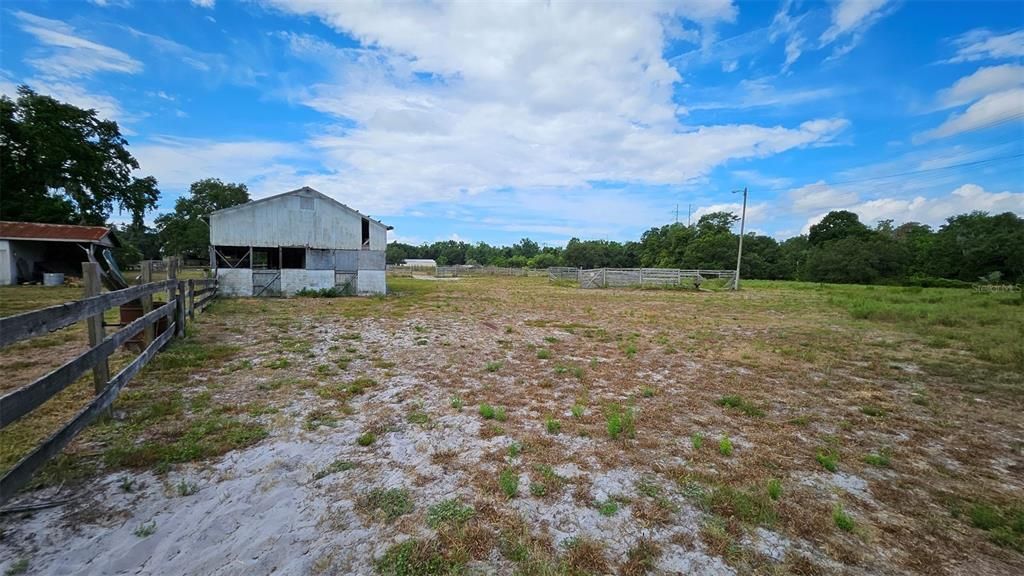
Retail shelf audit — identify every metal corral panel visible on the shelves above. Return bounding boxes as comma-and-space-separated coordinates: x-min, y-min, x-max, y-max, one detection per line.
357, 270, 386, 295
217, 269, 253, 296
334, 249, 359, 272
358, 250, 386, 271
211, 189, 388, 250
281, 269, 334, 295
252, 270, 282, 297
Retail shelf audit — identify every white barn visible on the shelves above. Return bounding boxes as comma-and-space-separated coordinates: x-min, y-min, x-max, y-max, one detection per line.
210, 187, 391, 296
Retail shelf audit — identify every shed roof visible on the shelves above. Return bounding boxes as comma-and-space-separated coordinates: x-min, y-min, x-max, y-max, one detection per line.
0, 221, 119, 247
211, 187, 393, 230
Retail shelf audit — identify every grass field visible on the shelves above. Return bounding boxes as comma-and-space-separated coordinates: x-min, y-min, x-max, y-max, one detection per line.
1, 277, 1022, 575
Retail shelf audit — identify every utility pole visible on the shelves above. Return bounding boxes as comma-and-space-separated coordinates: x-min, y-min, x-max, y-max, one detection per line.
687, 204, 692, 227
732, 187, 748, 290
674, 204, 679, 224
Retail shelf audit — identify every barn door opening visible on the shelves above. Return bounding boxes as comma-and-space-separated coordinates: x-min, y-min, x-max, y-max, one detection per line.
253, 270, 281, 297
361, 218, 370, 249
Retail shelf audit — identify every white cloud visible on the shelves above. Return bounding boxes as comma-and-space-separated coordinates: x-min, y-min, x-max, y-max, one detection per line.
132, 136, 307, 191
686, 78, 838, 111
801, 183, 1024, 232
191, 0, 215, 8
936, 64, 1024, 109
769, 0, 806, 71
13, 11, 142, 78
788, 181, 859, 212
942, 28, 1024, 63
251, 1, 848, 217
920, 87, 1024, 141
692, 202, 770, 228
819, 0, 894, 59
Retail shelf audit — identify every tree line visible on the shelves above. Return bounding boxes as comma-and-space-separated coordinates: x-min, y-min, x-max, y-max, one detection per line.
389, 209, 1024, 285
3, 87, 1021, 285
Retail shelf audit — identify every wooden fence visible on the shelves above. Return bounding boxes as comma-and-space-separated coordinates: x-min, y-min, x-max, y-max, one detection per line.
578, 268, 737, 289
435, 266, 548, 278
0, 259, 218, 503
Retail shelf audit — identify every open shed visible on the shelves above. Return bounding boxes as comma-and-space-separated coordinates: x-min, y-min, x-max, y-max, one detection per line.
0, 221, 119, 285
210, 187, 392, 296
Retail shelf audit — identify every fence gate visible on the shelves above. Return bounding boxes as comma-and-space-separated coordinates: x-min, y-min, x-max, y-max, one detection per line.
252, 270, 281, 297
579, 269, 605, 289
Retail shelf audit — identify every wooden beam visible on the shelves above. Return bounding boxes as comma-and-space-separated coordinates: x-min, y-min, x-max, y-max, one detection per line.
82, 263, 109, 397
0, 301, 175, 429
140, 260, 154, 345
0, 280, 174, 349
0, 318, 175, 504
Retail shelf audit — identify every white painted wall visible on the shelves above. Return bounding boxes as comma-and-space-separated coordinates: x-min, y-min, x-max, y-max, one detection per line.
211, 189, 388, 250
357, 270, 387, 295
0, 240, 11, 286
281, 269, 334, 296
217, 268, 253, 297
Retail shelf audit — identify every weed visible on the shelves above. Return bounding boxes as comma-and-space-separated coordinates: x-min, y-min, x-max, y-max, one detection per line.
691, 432, 704, 451
816, 448, 839, 472
508, 442, 522, 458
347, 377, 376, 395
545, 417, 561, 435
705, 485, 777, 526
362, 488, 414, 523
316, 364, 333, 376
718, 436, 733, 456
357, 432, 377, 446
450, 396, 464, 411
767, 478, 782, 501
176, 479, 198, 496
119, 475, 136, 493
863, 449, 892, 467
4, 559, 29, 576
597, 499, 619, 516
966, 503, 1024, 551
860, 405, 885, 417
571, 366, 585, 379
622, 538, 661, 576
485, 361, 503, 373
543, 336, 558, 343
623, 343, 638, 358
495, 407, 508, 422
530, 482, 547, 497
305, 409, 338, 431
499, 468, 519, 498
717, 395, 765, 417
341, 332, 362, 341
554, 364, 569, 375
426, 498, 475, 528
641, 386, 656, 398
605, 404, 636, 439
134, 520, 157, 537
479, 404, 496, 419
407, 410, 430, 426
833, 503, 855, 531
537, 349, 552, 359
267, 357, 290, 369
313, 460, 356, 480
571, 404, 585, 419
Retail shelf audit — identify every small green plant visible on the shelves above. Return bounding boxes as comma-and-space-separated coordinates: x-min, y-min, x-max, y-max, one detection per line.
571, 366, 585, 379
767, 478, 782, 501
176, 479, 199, 496
605, 404, 636, 439
537, 349, 552, 359
554, 364, 570, 375
119, 475, 136, 493
816, 448, 839, 472
346, 377, 376, 395
544, 336, 558, 343
641, 386, 656, 398
597, 499, 619, 516
833, 503, 855, 531
530, 482, 547, 497
718, 436, 733, 456
860, 405, 885, 417
313, 460, 356, 480
485, 361, 503, 373
691, 432, 704, 451
479, 404, 496, 419
304, 409, 338, 430
508, 442, 522, 458
363, 488, 413, 522
863, 449, 891, 467
357, 432, 377, 446
571, 404, 585, 418
623, 343, 638, 358
406, 410, 430, 425
450, 396, 464, 411
426, 499, 475, 528
499, 468, 519, 498
717, 395, 765, 417
545, 416, 561, 434
134, 520, 157, 537
341, 332, 362, 341
495, 406, 508, 422
267, 357, 290, 369
4, 558, 29, 576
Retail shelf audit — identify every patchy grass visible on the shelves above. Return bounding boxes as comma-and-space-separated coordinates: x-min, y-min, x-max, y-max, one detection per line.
361, 488, 414, 523
426, 499, 475, 528
718, 436, 733, 457
605, 403, 636, 439
833, 503, 855, 532
499, 468, 519, 498
313, 460, 356, 480
717, 394, 765, 417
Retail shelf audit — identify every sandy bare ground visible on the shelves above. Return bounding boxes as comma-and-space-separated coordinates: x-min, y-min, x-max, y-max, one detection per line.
1, 278, 1021, 575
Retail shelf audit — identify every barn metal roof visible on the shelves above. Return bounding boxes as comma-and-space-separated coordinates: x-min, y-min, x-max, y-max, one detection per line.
0, 221, 119, 247
211, 187, 393, 230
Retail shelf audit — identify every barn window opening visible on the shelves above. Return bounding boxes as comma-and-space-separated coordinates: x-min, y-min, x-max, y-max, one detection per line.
252, 247, 280, 269
361, 218, 370, 249
300, 196, 314, 210
281, 247, 306, 269
213, 246, 251, 268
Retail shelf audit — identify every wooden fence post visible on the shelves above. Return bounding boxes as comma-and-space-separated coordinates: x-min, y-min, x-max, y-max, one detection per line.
165, 258, 182, 337
140, 260, 154, 345
188, 279, 195, 321
82, 263, 110, 398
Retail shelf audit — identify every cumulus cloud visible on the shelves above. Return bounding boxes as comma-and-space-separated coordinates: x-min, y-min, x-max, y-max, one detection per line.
249, 1, 849, 217
801, 183, 1024, 232
942, 28, 1024, 63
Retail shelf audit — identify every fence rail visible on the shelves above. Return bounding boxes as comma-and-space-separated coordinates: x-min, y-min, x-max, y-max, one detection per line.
577, 268, 736, 289
435, 266, 547, 278
0, 259, 218, 503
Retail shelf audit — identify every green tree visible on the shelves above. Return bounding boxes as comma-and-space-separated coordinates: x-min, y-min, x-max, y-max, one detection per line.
156, 178, 249, 260
0, 86, 158, 225
808, 210, 870, 246
926, 211, 1024, 282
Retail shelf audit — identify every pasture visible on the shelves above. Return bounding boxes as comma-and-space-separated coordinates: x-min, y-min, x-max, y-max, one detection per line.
1, 277, 1022, 575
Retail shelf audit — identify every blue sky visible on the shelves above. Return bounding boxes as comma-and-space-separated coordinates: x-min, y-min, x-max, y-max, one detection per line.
1, 0, 1022, 246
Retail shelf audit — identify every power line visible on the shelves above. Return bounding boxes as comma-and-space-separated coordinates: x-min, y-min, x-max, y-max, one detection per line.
825, 152, 1024, 187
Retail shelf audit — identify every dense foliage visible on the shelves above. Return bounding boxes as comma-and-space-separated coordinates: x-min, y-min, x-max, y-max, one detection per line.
388, 210, 1024, 285
154, 179, 250, 261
